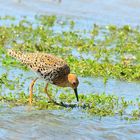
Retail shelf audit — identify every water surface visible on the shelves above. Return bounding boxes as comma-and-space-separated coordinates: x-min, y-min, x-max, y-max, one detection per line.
0, 0, 140, 27
0, 106, 140, 140
0, 0, 140, 139
0, 66, 140, 140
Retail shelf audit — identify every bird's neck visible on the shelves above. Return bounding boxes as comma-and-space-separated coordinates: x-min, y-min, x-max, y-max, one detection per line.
53, 75, 70, 87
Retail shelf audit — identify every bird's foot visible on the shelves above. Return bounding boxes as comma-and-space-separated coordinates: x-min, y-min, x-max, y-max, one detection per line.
29, 98, 32, 105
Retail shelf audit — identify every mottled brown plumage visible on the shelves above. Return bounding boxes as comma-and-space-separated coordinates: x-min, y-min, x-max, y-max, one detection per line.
8, 50, 70, 83
8, 49, 79, 103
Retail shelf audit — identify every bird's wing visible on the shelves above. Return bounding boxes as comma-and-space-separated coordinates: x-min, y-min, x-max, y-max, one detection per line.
33, 53, 70, 82
8, 50, 70, 82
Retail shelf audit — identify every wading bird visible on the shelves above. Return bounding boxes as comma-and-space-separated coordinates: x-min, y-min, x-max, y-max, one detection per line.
8, 50, 79, 104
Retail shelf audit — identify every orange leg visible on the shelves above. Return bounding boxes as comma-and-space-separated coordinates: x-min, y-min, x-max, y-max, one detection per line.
29, 78, 38, 105
44, 83, 54, 102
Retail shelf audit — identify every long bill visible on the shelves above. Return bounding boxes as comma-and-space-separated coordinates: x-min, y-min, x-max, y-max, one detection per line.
74, 88, 79, 102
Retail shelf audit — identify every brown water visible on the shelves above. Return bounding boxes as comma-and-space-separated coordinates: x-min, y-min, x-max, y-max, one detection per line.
0, 0, 140, 140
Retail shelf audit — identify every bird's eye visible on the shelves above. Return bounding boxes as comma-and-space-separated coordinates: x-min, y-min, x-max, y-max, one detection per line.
73, 82, 76, 86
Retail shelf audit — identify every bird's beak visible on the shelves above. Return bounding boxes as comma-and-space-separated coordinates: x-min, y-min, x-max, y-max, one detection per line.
74, 88, 79, 102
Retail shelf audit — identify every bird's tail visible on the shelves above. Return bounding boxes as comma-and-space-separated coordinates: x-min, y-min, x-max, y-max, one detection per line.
7, 49, 26, 63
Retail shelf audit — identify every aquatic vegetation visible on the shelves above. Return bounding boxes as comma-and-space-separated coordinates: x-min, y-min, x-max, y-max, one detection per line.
0, 89, 140, 121
0, 15, 139, 81
0, 15, 140, 121
0, 71, 140, 121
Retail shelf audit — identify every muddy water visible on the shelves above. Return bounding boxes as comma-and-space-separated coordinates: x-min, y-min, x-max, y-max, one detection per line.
0, 0, 140, 140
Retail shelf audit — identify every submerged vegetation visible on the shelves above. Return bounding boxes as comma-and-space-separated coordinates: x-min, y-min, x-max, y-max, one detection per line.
0, 15, 140, 120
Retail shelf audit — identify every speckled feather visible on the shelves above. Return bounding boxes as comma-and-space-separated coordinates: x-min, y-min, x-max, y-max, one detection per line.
8, 50, 70, 84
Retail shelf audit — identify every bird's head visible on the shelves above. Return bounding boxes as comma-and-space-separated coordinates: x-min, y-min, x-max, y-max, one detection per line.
68, 74, 79, 102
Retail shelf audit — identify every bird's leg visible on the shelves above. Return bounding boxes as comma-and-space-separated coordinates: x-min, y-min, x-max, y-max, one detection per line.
44, 83, 54, 102
29, 78, 38, 105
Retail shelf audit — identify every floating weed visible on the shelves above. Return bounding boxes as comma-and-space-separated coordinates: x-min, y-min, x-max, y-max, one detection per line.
0, 16, 140, 80
0, 71, 139, 121
0, 73, 15, 89
0, 91, 140, 121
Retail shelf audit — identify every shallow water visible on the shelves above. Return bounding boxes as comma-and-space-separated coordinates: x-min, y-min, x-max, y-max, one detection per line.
0, 66, 140, 140
1, 0, 140, 27
0, 0, 140, 140
1, 67, 140, 101
0, 106, 140, 140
